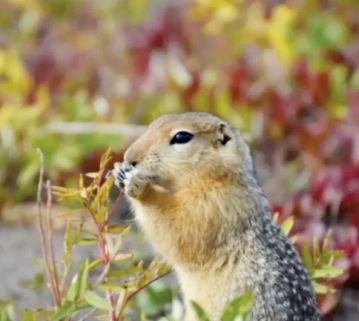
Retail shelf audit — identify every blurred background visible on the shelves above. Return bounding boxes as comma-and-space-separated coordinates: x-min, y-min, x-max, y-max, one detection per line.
0, 0, 359, 320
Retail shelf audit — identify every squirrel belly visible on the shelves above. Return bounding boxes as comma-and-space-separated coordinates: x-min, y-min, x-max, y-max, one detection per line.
113, 112, 320, 321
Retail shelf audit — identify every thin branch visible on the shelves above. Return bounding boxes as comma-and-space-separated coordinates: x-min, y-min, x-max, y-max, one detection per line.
85, 198, 118, 321
105, 194, 123, 225
126, 269, 172, 302
46, 180, 61, 302
116, 269, 172, 321
115, 290, 127, 320
96, 230, 118, 321
107, 291, 117, 321
36, 149, 61, 307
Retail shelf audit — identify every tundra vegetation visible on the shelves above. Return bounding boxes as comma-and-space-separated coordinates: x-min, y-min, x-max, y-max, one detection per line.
0, 0, 358, 319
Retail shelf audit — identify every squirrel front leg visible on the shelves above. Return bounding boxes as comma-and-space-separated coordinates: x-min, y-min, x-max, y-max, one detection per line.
113, 162, 169, 201
112, 162, 150, 198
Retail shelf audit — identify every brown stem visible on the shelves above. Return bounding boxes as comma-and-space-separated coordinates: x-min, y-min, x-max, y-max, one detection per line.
94, 216, 118, 321
115, 291, 128, 321
126, 270, 171, 302
46, 180, 61, 301
117, 269, 172, 320
107, 291, 117, 321
105, 194, 123, 225
36, 149, 61, 307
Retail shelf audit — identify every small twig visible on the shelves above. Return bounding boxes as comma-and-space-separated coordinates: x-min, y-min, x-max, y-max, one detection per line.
36, 149, 61, 307
107, 291, 117, 321
46, 180, 61, 302
126, 270, 172, 302
116, 291, 128, 321
97, 231, 118, 321
105, 194, 123, 225
115, 268, 172, 321
86, 199, 118, 321
116, 269, 171, 321
115, 290, 127, 319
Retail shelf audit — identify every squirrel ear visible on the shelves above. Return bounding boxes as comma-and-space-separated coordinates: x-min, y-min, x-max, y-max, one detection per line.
216, 123, 232, 146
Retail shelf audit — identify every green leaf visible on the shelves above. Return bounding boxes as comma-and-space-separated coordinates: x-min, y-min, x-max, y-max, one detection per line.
301, 242, 313, 273
312, 281, 335, 294
88, 258, 103, 271
90, 176, 113, 224
51, 301, 77, 321
108, 266, 143, 279
63, 222, 79, 264
280, 216, 294, 236
221, 292, 253, 321
313, 238, 320, 263
67, 258, 89, 301
98, 283, 124, 291
56, 208, 84, 219
0, 310, 12, 321
312, 266, 343, 279
20, 310, 36, 321
78, 238, 98, 245
107, 225, 129, 234
17, 161, 39, 187
83, 291, 110, 311
191, 301, 211, 321
140, 311, 148, 321
146, 286, 173, 305
78, 261, 89, 294
19, 273, 45, 292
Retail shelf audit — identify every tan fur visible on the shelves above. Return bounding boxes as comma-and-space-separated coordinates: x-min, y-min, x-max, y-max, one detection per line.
116, 113, 262, 320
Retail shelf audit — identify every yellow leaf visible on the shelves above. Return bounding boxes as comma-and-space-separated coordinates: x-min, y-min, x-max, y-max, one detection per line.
266, 5, 297, 65
280, 216, 294, 236
85, 172, 98, 179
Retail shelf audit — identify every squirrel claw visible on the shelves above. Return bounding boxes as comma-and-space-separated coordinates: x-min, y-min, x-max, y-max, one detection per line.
112, 162, 150, 198
112, 162, 126, 189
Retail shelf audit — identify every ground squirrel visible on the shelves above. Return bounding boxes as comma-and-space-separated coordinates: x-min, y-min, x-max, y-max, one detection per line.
113, 112, 320, 321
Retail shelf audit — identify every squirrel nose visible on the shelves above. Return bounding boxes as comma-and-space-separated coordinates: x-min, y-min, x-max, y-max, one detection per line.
127, 161, 137, 168
123, 148, 139, 170
123, 160, 137, 172
124, 147, 140, 170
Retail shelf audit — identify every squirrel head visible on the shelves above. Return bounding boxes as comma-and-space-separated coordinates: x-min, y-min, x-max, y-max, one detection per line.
123, 112, 254, 193
118, 112, 261, 268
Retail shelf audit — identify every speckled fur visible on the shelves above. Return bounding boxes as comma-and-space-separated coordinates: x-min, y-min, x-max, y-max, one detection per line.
113, 112, 320, 321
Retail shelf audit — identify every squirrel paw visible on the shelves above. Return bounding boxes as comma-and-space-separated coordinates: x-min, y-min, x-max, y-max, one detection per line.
112, 162, 151, 198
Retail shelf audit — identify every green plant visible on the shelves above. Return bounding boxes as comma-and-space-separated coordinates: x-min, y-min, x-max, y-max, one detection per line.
8, 149, 170, 321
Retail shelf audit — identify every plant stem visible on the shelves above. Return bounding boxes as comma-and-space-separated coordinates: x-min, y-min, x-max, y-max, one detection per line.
36, 149, 61, 308
96, 223, 118, 321
116, 270, 172, 321
105, 194, 123, 225
46, 180, 61, 302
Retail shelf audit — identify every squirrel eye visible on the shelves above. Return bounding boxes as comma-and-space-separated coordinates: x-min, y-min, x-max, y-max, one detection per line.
170, 131, 194, 145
